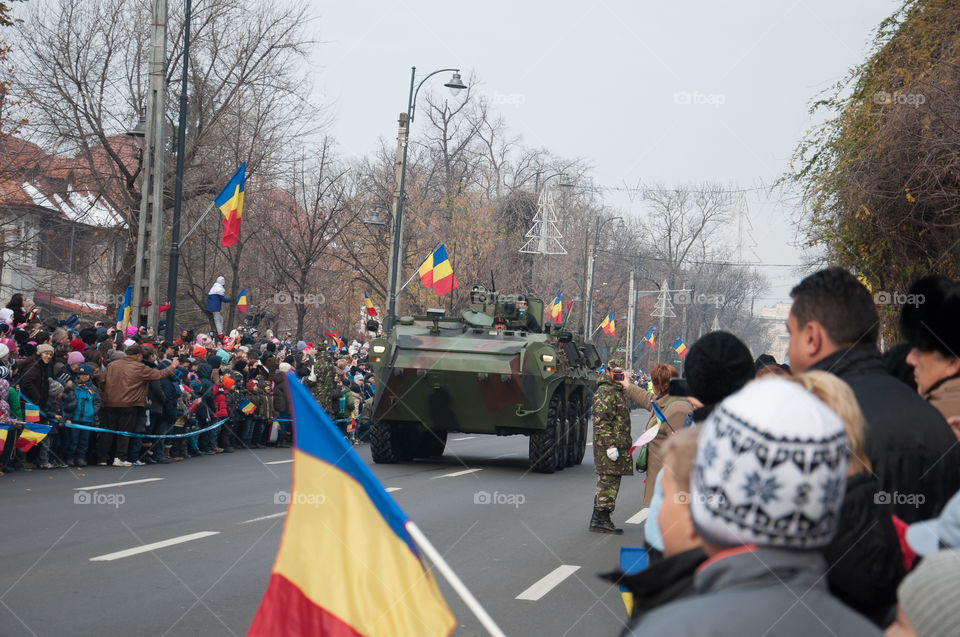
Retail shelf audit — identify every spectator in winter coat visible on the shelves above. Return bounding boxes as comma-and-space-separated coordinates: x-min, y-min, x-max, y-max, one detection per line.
147, 359, 178, 463
62, 364, 102, 467
205, 276, 232, 337
627, 378, 883, 637
787, 267, 960, 523
900, 276, 960, 437
194, 362, 221, 454
5, 293, 28, 326
793, 371, 905, 627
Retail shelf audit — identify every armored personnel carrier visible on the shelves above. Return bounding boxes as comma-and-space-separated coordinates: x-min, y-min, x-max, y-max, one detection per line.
367, 288, 600, 473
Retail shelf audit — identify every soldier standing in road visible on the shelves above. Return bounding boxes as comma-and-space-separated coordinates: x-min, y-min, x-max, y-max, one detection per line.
590, 359, 633, 534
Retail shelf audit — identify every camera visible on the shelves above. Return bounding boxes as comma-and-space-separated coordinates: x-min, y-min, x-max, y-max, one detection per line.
612, 372, 625, 381
668, 378, 690, 396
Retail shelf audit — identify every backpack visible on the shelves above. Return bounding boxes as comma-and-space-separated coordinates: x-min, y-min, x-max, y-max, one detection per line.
72, 384, 96, 424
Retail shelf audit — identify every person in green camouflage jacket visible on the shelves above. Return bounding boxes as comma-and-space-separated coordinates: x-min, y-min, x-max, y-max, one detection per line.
591, 359, 633, 534
306, 352, 337, 415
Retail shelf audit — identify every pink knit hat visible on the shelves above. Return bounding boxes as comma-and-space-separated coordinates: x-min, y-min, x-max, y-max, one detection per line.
67, 351, 85, 366
126, 325, 139, 337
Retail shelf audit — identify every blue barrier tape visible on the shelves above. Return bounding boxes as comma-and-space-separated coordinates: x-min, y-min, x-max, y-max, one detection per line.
62, 418, 229, 439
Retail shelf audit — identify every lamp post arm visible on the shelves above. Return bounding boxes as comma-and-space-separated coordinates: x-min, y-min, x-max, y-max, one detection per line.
409, 67, 460, 123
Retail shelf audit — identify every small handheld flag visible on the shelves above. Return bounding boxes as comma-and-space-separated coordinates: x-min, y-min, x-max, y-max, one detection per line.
629, 403, 667, 455
600, 311, 616, 336
0, 423, 9, 453
672, 337, 689, 358
240, 399, 257, 415
549, 292, 563, 324
215, 163, 246, 247
324, 331, 344, 351
643, 327, 656, 350
115, 285, 132, 331
24, 399, 40, 423
15, 423, 51, 452
363, 291, 377, 317
236, 287, 248, 313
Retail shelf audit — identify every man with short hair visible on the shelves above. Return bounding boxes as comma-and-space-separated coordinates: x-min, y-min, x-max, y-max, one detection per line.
786, 267, 960, 522
96, 344, 175, 467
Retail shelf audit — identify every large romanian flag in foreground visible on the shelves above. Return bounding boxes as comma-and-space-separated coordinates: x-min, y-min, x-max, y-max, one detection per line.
215, 163, 246, 247
248, 375, 456, 636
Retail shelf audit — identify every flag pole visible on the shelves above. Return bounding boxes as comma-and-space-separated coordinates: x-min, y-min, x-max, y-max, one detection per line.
398, 269, 420, 292
405, 521, 507, 637
180, 199, 217, 244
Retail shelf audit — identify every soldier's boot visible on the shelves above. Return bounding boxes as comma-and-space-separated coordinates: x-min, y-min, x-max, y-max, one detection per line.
589, 509, 623, 534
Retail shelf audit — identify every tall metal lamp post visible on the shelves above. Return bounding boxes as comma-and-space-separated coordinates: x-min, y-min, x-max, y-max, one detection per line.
583, 215, 623, 337
381, 67, 467, 333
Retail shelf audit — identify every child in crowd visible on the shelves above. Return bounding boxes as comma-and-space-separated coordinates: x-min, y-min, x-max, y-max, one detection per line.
61, 364, 101, 467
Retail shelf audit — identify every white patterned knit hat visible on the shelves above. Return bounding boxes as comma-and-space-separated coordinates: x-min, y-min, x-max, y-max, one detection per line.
690, 377, 849, 549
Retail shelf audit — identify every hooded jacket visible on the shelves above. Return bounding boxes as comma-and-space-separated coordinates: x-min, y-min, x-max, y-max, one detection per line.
627, 547, 884, 637
205, 276, 231, 312
810, 345, 960, 522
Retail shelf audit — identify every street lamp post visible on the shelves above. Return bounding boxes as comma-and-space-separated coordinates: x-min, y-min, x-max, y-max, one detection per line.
165, 0, 192, 343
583, 215, 623, 338
383, 66, 467, 334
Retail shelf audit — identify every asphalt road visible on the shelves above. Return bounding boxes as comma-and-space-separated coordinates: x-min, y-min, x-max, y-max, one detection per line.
0, 412, 653, 637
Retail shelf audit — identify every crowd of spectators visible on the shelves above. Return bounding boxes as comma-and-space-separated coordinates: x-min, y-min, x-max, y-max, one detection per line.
0, 301, 375, 473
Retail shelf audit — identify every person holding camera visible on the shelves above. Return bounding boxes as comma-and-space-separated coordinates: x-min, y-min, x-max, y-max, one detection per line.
590, 359, 633, 534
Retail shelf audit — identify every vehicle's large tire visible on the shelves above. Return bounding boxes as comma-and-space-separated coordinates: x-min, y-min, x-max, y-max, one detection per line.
529, 394, 562, 473
417, 429, 447, 457
371, 419, 400, 463
572, 399, 588, 465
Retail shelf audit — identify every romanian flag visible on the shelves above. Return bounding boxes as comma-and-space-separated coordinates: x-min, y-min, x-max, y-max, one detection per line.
419, 244, 458, 296
672, 337, 689, 358
0, 423, 8, 453
236, 288, 248, 313
215, 163, 246, 247
324, 331, 344, 352
116, 285, 132, 331
629, 403, 667, 455
643, 327, 656, 350
240, 400, 257, 415
24, 399, 40, 423
600, 311, 616, 337
248, 376, 456, 636
347, 416, 357, 434
549, 292, 563, 324
364, 291, 377, 317
15, 423, 51, 452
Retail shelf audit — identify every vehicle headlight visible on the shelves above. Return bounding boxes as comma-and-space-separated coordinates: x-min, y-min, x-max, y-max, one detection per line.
541, 354, 554, 363
373, 345, 386, 353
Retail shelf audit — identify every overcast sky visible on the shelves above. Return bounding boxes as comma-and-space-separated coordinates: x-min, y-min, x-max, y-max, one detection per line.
303, 0, 900, 308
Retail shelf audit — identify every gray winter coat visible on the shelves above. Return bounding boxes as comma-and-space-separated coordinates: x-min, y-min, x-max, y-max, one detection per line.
627, 546, 883, 637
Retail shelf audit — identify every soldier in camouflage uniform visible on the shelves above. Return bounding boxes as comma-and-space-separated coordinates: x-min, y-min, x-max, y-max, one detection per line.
590, 359, 633, 534
308, 351, 337, 415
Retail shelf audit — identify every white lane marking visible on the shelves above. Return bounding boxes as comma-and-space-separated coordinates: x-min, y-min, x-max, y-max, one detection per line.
625, 508, 650, 525
586, 442, 593, 446
90, 532, 220, 562
263, 459, 293, 465
516, 565, 581, 601
431, 468, 483, 479
452, 436, 476, 441
385, 487, 402, 493
73, 478, 164, 491
239, 512, 287, 525
493, 453, 515, 459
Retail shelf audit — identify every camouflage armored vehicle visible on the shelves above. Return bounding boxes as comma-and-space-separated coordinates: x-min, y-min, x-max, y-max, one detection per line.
367, 288, 600, 473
